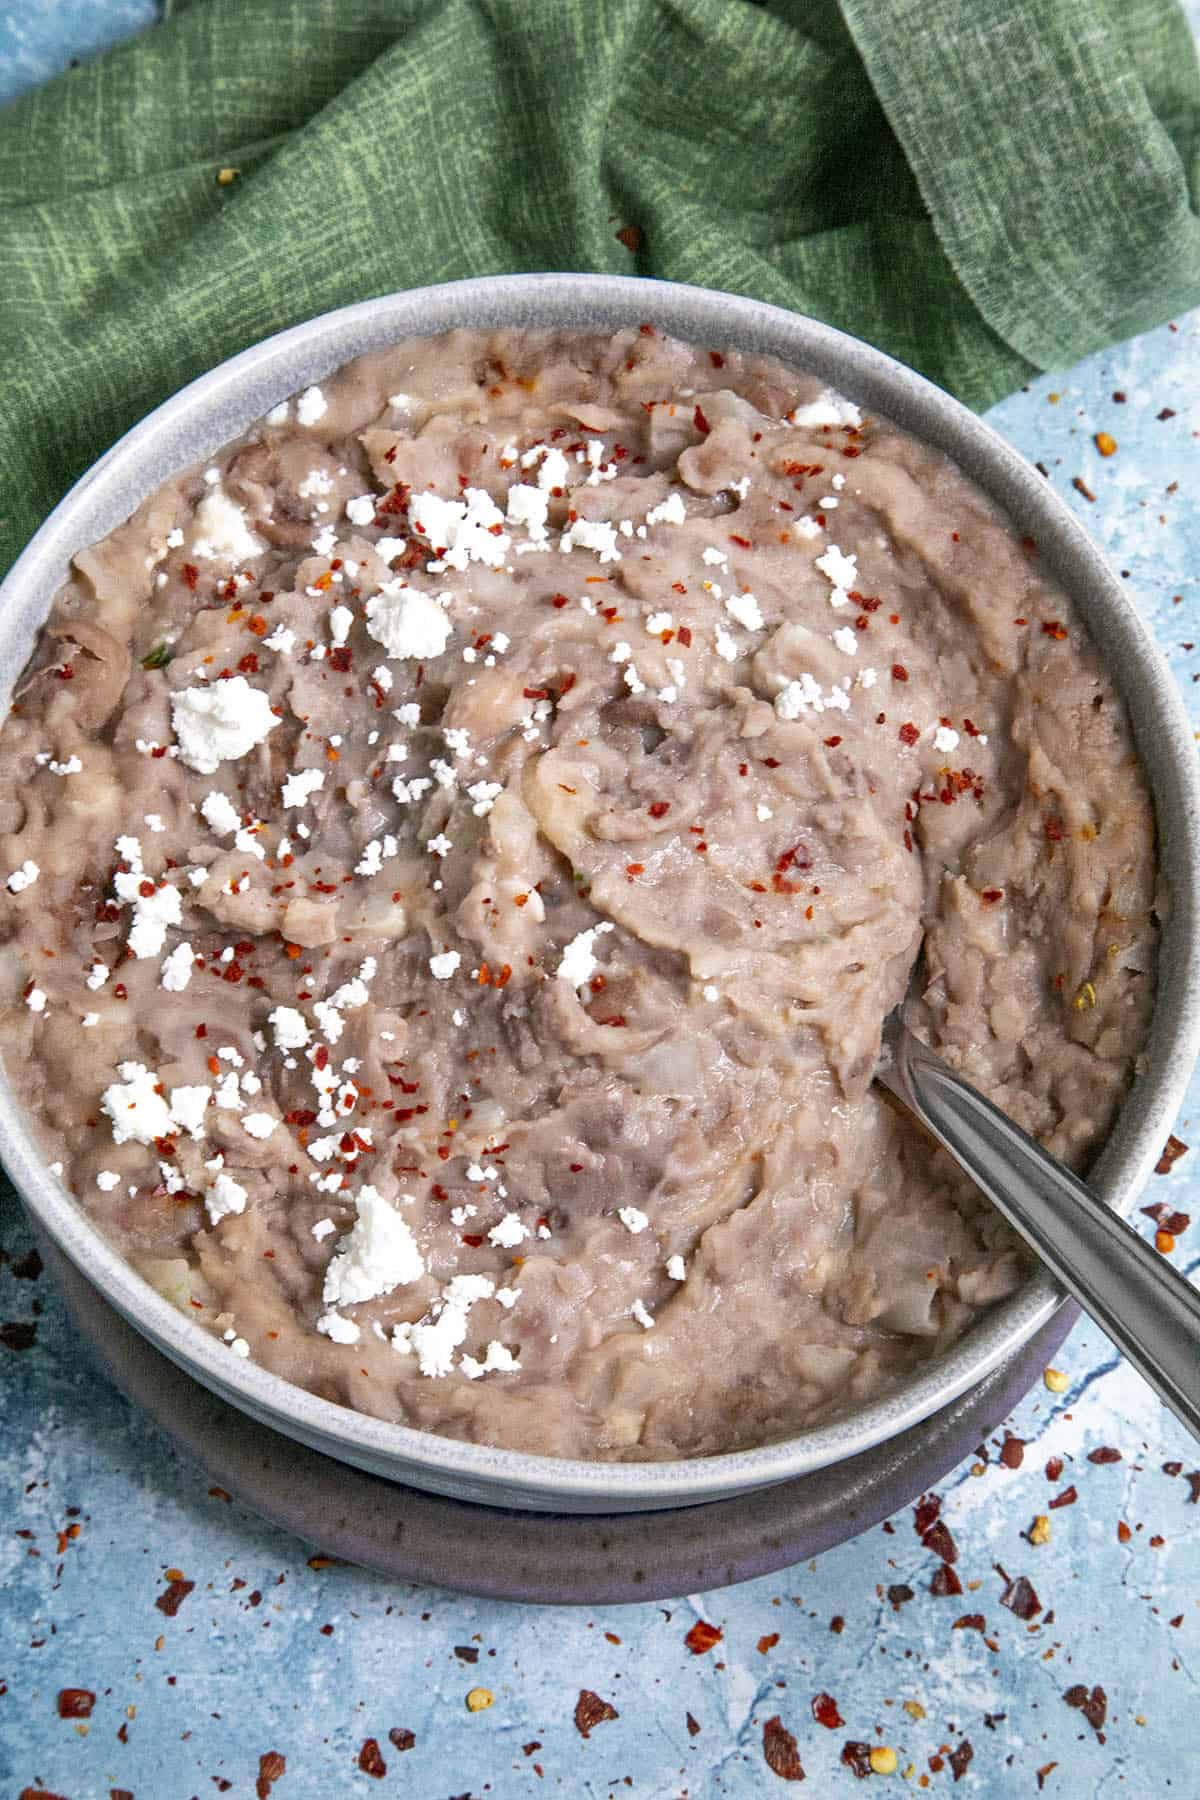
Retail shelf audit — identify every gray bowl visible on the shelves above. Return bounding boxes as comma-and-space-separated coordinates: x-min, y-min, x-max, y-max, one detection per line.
2, 274, 1197, 1514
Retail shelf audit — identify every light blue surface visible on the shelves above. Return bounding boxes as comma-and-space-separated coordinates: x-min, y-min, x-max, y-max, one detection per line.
2, 6, 1199, 1796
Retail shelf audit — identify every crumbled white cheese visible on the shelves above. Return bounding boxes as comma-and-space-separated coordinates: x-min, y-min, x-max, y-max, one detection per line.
281, 766, 325, 808
714, 625, 739, 663
365, 583, 452, 661
460, 1342, 521, 1380
328, 604, 354, 648
932, 725, 960, 753
645, 611, 674, 635
86, 962, 110, 991
411, 487, 510, 571
81, 1012, 100, 1028
296, 385, 328, 426
630, 1298, 655, 1330
429, 950, 461, 980
341, 493, 376, 525
467, 780, 503, 817
102, 1062, 173, 1145
322, 1185, 425, 1308
858, 667, 878, 690
394, 1272, 496, 1377
556, 921, 614, 987
487, 1212, 528, 1249
311, 1217, 336, 1242
317, 1311, 360, 1345
561, 517, 621, 561
169, 1084, 211, 1138
95, 1170, 121, 1192
506, 483, 551, 544
789, 391, 862, 428
645, 492, 687, 527
6, 860, 38, 894
25, 988, 46, 1012
426, 833, 452, 858
702, 546, 728, 567
617, 1206, 649, 1234
170, 677, 279, 774
832, 626, 858, 656
200, 792, 241, 838
190, 488, 265, 564
725, 591, 763, 632
263, 624, 297, 656
815, 544, 858, 591
160, 941, 196, 992
241, 1112, 277, 1140
666, 1254, 686, 1281
755, 803, 774, 822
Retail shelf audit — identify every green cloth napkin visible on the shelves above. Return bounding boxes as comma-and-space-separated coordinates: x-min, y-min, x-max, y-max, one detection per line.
2, 0, 1198, 579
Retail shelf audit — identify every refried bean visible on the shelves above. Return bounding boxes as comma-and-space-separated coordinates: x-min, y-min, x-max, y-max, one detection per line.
0, 327, 1157, 1459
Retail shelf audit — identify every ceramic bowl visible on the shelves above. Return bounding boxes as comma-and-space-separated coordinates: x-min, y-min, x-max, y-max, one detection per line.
2, 274, 1197, 1514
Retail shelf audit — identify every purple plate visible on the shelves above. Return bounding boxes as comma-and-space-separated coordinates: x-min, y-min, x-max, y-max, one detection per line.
41, 1234, 1077, 1605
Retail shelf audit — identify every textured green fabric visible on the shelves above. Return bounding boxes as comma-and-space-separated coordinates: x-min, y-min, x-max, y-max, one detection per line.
1, 0, 1198, 578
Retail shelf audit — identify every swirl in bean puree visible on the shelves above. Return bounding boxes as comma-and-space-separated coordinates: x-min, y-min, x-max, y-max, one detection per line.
0, 328, 1157, 1459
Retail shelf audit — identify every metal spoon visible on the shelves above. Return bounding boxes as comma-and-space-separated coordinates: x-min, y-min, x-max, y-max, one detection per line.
879, 1011, 1200, 1442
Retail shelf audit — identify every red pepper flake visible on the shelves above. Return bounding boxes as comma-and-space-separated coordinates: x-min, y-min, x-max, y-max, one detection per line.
257, 1750, 286, 1798
1063, 1684, 1107, 1737
1158, 406, 1177, 420
246, 614, 269, 637
914, 1493, 941, 1535
709, 351, 725, 368
625, 862, 644, 877
953, 1613, 986, 1632
357, 1739, 387, 1779
181, 562, 199, 590
154, 1576, 194, 1617
962, 717, 982, 736
388, 1727, 416, 1753
999, 1433, 1025, 1469
898, 722, 919, 747
730, 533, 752, 548
693, 404, 711, 435
1043, 815, 1066, 843
922, 1519, 958, 1563
53, 664, 74, 681
757, 1632, 780, 1654
1037, 1762, 1059, 1791
647, 800, 670, 819
1072, 476, 1096, 503
823, 735, 842, 748
574, 1689, 619, 1737
1041, 621, 1068, 640
949, 1740, 974, 1782
841, 1740, 874, 1779
891, 663, 909, 682
1048, 1484, 1078, 1509
1087, 1446, 1122, 1465
686, 1712, 702, 1737
812, 1691, 844, 1728
677, 625, 692, 647
550, 593, 570, 609
841, 445, 861, 458
981, 887, 1004, 905
1155, 1133, 1189, 1175
56, 1687, 95, 1718
1117, 1520, 1132, 1543
685, 1619, 723, 1655
762, 1716, 806, 1781
997, 1567, 1042, 1619
931, 1563, 963, 1597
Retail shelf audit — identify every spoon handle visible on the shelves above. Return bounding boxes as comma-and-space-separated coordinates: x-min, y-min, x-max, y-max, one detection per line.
881, 1022, 1200, 1443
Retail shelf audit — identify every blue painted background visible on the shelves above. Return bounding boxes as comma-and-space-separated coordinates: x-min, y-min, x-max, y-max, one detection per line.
2, 4, 1198, 1794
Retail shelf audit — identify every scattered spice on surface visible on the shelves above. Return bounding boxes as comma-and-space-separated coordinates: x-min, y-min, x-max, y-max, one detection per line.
465, 1687, 493, 1713
154, 1577, 194, 1617
56, 1688, 95, 1719
388, 1728, 415, 1753
812, 1692, 844, 1729
1072, 476, 1096, 502
357, 1739, 386, 1778
1155, 1133, 1188, 1175
684, 1619, 723, 1654
1063, 1684, 1108, 1739
762, 1715, 806, 1781
256, 1750, 286, 1797
841, 1740, 874, 1778
574, 1689, 618, 1737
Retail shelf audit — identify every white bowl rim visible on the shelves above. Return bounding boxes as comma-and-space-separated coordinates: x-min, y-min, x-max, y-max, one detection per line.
2, 272, 1197, 1510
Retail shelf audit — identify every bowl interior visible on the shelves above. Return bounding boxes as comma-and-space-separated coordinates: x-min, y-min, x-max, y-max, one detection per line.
2, 274, 1197, 1512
